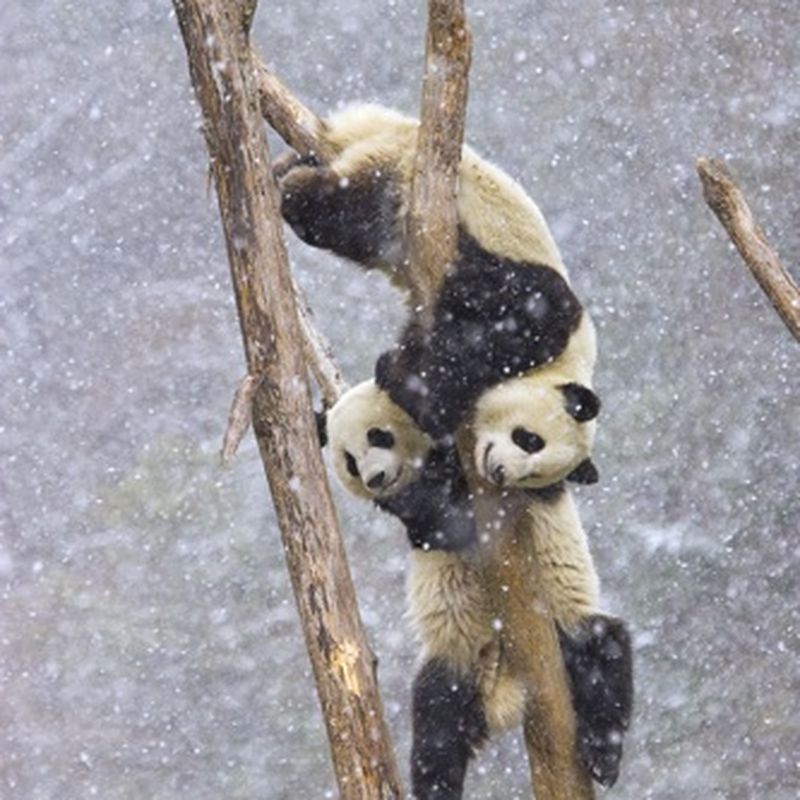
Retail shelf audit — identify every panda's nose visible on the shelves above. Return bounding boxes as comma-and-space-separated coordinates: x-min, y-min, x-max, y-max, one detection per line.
366, 471, 386, 490
490, 464, 506, 486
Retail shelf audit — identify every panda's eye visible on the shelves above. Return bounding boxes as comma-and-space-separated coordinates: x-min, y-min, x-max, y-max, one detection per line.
512, 427, 545, 454
367, 427, 395, 449
344, 451, 360, 478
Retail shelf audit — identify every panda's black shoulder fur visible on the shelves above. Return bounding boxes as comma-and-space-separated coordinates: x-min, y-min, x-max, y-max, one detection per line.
376, 230, 584, 438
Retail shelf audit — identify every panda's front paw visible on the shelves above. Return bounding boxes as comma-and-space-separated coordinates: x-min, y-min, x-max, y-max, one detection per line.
272, 149, 318, 182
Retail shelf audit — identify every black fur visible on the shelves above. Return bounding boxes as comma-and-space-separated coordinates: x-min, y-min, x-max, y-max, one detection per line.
374, 444, 476, 551
559, 615, 634, 788
376, 232, 583, 439
566, 458, 600, 485
279, 162, 402, 267
561, 382, 601, 422
277, 162, 587, 440
314, 410, 328, 448
411, 658, 488, 800
525, 481, 567, 503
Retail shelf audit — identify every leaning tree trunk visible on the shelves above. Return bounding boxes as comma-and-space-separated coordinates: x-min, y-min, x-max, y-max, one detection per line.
173, 2, 402, 798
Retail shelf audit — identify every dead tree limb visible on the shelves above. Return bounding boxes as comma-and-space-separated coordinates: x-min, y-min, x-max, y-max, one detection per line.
480, 504, 595, 800
291, 274, 349, 406
408, 0, 472, 308
697, 157, 800, 341
255, 60, 337, 162
172, 2, 402, 797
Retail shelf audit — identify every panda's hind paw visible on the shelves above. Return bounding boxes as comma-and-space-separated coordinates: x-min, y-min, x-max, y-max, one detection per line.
578, 725, 623, 788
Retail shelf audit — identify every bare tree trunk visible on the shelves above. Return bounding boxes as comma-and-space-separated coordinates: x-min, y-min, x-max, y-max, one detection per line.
172, 3, 402, 798
697, 157, 800, 342
406, 3, 594, 798
481, 514, 594, 800
407, 0, 472, 308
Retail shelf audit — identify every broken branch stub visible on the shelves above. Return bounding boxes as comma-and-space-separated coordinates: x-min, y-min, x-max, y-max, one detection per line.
697, 157, 800, 342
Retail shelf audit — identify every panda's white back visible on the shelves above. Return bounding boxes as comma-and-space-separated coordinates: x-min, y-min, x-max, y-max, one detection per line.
323, 104, 567, 278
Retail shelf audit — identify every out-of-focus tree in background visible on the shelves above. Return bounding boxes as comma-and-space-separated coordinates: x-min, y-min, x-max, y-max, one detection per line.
1, 2, 798, 798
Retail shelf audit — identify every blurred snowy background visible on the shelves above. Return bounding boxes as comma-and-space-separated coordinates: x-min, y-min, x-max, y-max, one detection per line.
2, 1, 799, 798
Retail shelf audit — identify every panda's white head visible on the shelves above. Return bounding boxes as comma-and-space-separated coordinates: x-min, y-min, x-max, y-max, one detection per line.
325, 380, 433, 501
472, 375, 600, 490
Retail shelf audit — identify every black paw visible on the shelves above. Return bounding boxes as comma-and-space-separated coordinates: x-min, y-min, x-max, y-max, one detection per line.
577, 724, 623, 788
559, 615, 634, 788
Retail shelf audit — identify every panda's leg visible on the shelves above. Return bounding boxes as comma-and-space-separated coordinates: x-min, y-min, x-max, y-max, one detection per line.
411, 658, 488, 800
559, 615, 634, 788
277, 163, 401, 266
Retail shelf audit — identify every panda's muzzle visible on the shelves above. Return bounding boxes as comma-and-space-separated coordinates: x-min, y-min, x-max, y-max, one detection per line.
366, 467, 403, 494
366, 471, 386, 490
482, 442, 505, 487
490, 464, 506, 487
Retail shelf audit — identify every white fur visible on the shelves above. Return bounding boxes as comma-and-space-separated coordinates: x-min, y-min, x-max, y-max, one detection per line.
319, 107, 603, 736
471, 320, 597, 490
323, 104, 566, 280
327, 380, 432, 501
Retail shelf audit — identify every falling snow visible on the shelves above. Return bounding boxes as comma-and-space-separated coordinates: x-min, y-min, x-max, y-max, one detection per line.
2, 1, 799, 799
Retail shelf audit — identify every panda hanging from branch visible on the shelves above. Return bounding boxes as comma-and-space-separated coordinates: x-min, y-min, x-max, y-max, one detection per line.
275, 105, 633, 798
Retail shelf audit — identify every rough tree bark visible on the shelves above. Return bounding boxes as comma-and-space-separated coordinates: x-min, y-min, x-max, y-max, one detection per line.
697, 157, 800, 342
407, 0, 472, 309
172, 2, 402, 798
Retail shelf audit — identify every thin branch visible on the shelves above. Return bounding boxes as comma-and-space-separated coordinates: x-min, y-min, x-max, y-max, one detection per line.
697, 157, 800, 341
408, 0, 472, 308
172, 3, 402, 797
253, 59, 337, 162
291, 274, 349, 406
221, 372, 262, 467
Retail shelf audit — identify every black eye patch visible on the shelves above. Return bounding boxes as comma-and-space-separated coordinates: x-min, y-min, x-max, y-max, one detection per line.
344, 451, 360, 477
512, 427, 545, 454
367, 427, 395, 449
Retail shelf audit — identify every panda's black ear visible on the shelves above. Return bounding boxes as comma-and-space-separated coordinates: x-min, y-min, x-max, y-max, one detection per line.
561, 383, 601, 422
315, 410, 328, 448
566, 458, 599, 485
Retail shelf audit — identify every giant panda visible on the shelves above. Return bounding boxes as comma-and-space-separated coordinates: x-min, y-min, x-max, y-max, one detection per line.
472, 346, 601, 490
324, 380, 633, 797
276, 105, 597, 443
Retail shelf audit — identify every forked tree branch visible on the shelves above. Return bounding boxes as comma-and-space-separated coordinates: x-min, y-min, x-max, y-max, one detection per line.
697, 157, 800, 341
172, 2, 402, 797
180, 0, 594, 794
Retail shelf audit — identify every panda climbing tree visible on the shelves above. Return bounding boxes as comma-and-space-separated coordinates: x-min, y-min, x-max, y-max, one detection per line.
173, 1, 641, 799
